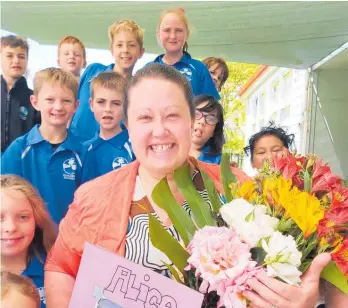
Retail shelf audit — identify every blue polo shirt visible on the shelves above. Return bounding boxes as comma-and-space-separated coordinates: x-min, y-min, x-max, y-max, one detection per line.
70, 63, 114, 142
151, 52, 220, 100
22, 254, 46, 308
1, 125, 88, 224
198, 145, 222, 164
84, 129, 135, 179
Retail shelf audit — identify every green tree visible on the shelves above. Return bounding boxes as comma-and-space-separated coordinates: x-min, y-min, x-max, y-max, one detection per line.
220, 62, 259, 163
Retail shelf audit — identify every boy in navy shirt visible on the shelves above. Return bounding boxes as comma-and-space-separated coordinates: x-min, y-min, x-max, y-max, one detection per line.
70, 19, 145, 141
1, 35, 40, 153
84, 71, 134, 179
1, 68, 89, 224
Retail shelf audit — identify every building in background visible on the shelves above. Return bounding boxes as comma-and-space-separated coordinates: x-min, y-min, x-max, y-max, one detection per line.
238, 65, 310, 175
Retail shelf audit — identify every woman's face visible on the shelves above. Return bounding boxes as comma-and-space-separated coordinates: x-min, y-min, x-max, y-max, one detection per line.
127, 78, 193, 178
252, 134, 286, 169
192, 101, 217, 149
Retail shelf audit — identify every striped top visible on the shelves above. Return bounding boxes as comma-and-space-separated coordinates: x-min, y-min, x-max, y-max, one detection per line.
125, 170, 220, 276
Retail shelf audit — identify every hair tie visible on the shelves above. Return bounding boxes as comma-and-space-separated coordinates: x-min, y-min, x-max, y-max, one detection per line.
179, 7, 185, 13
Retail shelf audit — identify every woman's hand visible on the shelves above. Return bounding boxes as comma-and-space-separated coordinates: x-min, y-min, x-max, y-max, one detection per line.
243, 253, 332, 308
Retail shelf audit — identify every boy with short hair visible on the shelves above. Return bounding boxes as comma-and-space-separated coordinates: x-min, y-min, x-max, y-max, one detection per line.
203, 57, 229, 92
84, 71, 134, 178
1, 35, 40, 153
1, 68, 89, 224
57, 35, 86, 78
70, 19, 145, 142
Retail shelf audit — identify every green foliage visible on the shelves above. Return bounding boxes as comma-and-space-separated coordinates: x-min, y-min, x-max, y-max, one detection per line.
152, 178, 196, 246
173, 163, 216, 227
148, 214, 190, 274
320, 261, 348, 294
220, 154, 236, 202
220, 62, 259, 158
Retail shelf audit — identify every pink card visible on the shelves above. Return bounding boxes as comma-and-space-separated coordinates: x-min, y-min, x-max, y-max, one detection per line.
69, 242, 204, 308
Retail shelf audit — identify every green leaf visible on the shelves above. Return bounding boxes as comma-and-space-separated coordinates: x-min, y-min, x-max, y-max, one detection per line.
148, 214, 190, 274
200, 168, 222, 214
320, 261, 348, 294
162, 261, 184, 284
220, 154, 237, 202
173, 163, 216, 227
152, 178, 196, 245
250, 247, 267, 266
303, 170, 312, 193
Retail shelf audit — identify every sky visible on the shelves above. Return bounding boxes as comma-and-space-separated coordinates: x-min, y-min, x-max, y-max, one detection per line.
0, 29, 158, 88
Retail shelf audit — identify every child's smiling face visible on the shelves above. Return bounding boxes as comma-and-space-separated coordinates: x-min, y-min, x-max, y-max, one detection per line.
1, 188, 35, 259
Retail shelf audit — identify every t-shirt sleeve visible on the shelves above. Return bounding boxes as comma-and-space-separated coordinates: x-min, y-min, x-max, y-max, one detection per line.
1, 138, 23, 175
200, 64, 221, 100
44, 197, 84, 277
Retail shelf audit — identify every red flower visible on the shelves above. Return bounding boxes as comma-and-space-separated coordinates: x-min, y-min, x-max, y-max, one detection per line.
329, 186, 348, 209
313, 158, 331, 180
272, 151, 301, 179
317, 207, 348, 238
332, 238, 348, 277
312, 172, 342, 193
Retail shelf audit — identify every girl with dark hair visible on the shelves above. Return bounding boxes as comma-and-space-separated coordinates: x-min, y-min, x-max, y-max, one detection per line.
190, 95, 225, 164
1, 175, 57, 308
244, 122, 295, 169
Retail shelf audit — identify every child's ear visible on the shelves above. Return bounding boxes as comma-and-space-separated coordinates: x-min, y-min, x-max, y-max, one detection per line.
139, 47, 145, 58
30, 95, 40, 111
83, 59, 87, 69
89, 98, 94, 112
73, 100, 80, 113
57, 58, 61, 67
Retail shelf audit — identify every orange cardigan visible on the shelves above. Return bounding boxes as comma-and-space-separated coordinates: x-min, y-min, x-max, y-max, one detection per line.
45, 160, 240, 277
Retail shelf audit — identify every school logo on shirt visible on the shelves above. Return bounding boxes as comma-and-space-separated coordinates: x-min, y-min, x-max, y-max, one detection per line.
179, 67, 193, 81
18, 106, 28, 120
112, 157, 129, 170
63, 158, 77, 180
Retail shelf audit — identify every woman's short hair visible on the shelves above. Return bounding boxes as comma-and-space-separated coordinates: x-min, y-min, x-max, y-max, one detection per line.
193, 94, 225, 155
244, 122, 295, 160
124, 63, 194, 121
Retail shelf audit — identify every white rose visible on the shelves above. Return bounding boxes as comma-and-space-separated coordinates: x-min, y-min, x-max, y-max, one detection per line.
262, 231, 302, 285
220, 198, 254, 226
220, 199, 279, 247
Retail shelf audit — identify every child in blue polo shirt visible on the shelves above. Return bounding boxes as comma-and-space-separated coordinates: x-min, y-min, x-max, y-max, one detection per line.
190, 95, 225, 164
150, 8, 220, 100
84, 71, 134, 179
70, 19, 145, 142
1, 68, 89, 224
1, 175, 57, 308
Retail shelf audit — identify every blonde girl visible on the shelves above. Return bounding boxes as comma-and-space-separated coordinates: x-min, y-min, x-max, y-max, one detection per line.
151, 8, 220, 99
1, 175, 57, 308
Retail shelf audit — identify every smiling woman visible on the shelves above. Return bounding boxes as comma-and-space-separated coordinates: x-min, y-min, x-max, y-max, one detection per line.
44, 64, 334, 308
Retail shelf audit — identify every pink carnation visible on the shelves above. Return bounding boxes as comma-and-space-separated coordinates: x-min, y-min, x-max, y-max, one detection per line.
185, 226, 261, 308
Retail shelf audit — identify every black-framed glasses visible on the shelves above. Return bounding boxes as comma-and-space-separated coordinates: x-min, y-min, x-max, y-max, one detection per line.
195, 110, 219, 125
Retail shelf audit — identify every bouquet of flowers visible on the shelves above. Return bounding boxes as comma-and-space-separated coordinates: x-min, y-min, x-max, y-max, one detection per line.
148, 152, 348, 308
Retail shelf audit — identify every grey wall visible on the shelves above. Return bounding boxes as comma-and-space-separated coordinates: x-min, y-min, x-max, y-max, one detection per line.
311, 69, 348, 178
